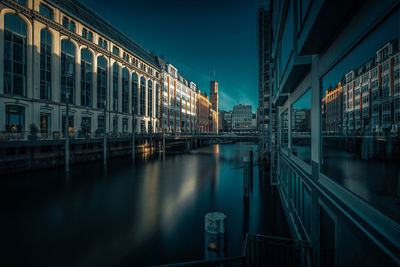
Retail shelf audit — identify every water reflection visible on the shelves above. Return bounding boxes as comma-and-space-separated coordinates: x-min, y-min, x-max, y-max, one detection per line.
0, 143, 289, 266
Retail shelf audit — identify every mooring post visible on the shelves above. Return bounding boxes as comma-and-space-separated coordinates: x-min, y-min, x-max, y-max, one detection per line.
249, 147, 253, 179
243, 156, 250, 200
205, 212, 227, 260
65, 94, 70, 173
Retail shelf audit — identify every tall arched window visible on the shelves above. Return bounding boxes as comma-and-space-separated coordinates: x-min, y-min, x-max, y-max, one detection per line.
61, 39, 75, 103
40, 28, 51, 100
148, 80, 153, 117
132, 72, 138, 115
140, 77, 146, 116
97, 56, 107, 108
81, 48, 92, 107
122, 68, 129, 113
113, 63, 119, 111
4, 14, 27, 96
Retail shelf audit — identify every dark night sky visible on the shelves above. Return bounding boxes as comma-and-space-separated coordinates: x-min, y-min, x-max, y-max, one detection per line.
78, 0, 259, 112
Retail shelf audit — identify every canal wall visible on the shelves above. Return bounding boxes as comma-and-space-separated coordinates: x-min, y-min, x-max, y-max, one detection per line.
0, 138, 206, 176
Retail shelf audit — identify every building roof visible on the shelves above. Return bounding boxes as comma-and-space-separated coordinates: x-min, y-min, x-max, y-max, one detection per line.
47, 0, 159, 68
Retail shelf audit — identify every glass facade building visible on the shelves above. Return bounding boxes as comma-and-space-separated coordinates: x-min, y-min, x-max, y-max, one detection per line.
267, 0, 400, 265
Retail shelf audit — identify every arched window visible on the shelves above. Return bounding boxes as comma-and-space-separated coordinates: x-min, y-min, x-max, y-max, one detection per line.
81, 48, 92, 107
40, 28, 52, 100
140, 77, 146, 116
4, 14, 27, 96
61, 39, 75, 103
97, 56, 107, 108
113, 63, 119, 111
122, 68, 129, 113
148, 80, 153, 117
132, 72, 138, 115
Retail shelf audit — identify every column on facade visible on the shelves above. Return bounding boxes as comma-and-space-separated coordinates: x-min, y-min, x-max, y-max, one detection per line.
75, 45, 81, 106
92, 51, 98, 131
118, 62, 122, 114
128, 69, 132, 132
51, 29, 60, 134
108, 57, 114, 132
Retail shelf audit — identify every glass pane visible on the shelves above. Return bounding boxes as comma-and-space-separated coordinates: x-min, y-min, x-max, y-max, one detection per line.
291, 89, 311, 163
320, 9, 400, 223
281, 109, 288, 149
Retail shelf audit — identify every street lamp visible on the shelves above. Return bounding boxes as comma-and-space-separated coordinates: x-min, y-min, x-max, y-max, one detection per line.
132, 106, 135, 161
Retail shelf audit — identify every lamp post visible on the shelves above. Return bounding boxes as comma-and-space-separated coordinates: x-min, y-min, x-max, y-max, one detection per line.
150, 115, 153, 154
103, 98, 107, 166
65, 92, 70, 173
132, 106, 135, 161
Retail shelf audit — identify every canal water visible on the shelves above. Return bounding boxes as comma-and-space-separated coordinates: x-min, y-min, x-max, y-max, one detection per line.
0, 143, 289, 266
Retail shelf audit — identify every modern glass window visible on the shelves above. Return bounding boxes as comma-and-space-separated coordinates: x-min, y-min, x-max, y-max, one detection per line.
4, 14, 27, 97
40, 29, 52, 100
122, 68, 129, 113
132, 72, 138, 115
6, 105, 25, 132
291, 89, 311, 163
40, 109, 51, 136
97, 56, 107, 109
39, 4, 54, 20
148, 80, 153, 117
61, 39, 75, 104
280, 109, 288, 149
140, 77, 146, 116
112, 63, 119, 111
81, 49, 92, 107
281, 0, 294, 75
320, 8, 400, 223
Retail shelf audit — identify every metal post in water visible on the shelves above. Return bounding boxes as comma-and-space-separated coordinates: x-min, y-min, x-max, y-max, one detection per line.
205, 212, 227, 260
103, 99, 107, 166
249, 148, 253, 179
243, 156, 249, 200
65, 94, 70, 173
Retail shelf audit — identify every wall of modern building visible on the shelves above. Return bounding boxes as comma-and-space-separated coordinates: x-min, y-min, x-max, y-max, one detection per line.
269, 0, 400, 265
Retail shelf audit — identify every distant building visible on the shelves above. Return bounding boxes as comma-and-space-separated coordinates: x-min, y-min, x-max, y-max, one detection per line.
257, 0, 272, 138
209, 81, 219, 133
232, 104, 253, 131
224, 111, 232, 132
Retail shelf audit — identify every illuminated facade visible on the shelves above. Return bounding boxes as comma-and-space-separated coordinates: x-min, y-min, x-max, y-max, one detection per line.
158, 59, 198, 134
0, 0, 161, 138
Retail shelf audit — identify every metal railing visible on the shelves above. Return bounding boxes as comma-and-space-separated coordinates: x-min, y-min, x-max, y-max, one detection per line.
153, 233, 311, 267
